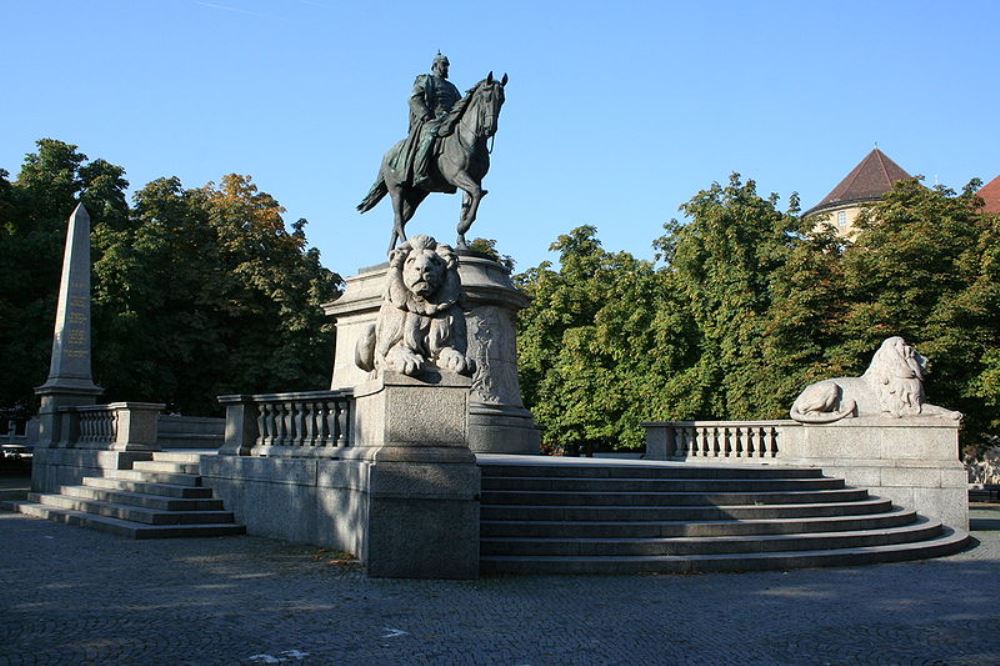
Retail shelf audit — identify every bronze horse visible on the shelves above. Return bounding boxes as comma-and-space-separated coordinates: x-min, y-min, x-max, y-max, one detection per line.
357, 72, 507, 253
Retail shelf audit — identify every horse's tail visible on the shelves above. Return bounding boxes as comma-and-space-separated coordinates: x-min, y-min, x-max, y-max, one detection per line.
357, 176, 388, 213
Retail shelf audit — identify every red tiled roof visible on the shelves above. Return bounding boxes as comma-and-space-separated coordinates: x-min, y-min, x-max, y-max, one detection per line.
806, 148, 912, 215
978, 175, 1000, 214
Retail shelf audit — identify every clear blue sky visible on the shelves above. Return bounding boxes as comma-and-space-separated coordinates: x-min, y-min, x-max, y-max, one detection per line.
2, 0, 998, 275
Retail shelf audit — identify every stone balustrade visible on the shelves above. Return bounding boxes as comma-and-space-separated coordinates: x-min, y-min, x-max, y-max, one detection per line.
43, 402, 164, 451
218, 390, 353, 457
645, 420, 785, 460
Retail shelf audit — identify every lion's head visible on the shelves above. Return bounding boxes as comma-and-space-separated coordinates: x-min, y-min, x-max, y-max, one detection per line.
386, 235, 461, 313
865, 336, 927, 417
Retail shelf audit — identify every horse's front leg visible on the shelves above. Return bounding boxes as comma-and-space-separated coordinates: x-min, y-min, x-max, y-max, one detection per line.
451, 171, 486, 249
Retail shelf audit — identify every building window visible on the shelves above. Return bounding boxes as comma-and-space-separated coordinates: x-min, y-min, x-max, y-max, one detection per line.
837, 211, 847, 228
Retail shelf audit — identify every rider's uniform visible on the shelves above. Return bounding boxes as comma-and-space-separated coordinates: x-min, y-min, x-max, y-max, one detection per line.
404, 73, 461, 188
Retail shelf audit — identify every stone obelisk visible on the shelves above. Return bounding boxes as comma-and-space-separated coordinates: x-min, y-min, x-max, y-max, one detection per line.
35, 203, 103, 445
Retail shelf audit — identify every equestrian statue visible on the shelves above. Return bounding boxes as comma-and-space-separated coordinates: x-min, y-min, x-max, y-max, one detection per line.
357, 53, 508, 253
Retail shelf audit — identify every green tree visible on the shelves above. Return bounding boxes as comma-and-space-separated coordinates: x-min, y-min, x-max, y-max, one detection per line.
1, 140, 341, 416
92, 173, 341, 414
830, 178, 998, 452
516, 226, 692, 450
0, 139, 129, 410
660, 173, 801, 419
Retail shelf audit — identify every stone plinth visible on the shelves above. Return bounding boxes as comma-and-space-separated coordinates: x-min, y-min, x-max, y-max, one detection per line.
780, 417, 968, 530
323, 250, 540, 455
344, 368, 480, 579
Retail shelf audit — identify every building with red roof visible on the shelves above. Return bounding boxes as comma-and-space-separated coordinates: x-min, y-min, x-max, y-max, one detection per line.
977, 175, 1000, 214
804, 148, 913, 236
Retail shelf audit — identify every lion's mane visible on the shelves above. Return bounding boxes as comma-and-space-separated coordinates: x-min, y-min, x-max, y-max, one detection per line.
355, 235, 474, 377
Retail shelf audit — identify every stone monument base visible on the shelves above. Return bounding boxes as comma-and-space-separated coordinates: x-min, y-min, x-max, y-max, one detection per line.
345, 369, 480, 578
323, 250, 541, 455
205, 368, 481, 579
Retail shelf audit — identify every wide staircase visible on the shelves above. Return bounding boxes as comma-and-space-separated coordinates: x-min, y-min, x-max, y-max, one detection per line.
6, 452, 244, 539
479, 458, 969, 574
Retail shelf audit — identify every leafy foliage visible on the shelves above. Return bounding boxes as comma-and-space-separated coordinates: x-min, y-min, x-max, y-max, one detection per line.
516, 174, 999, 454
0, 140, 341, 415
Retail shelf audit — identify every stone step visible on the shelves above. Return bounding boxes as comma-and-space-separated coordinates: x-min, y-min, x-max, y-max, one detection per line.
132, 460, 202, 475
479, 462, 824, 480
481, 516, 942, 556
102, 469, 203, 487
57, 485, 224, 512
482, 475, 845, 493
481, 509, 918, 539
481, 487, 870, 507
29, 493, 235, 525
480, 527, 971, 575
82, 476, 214, 498
7, 501, 246, 539
480, 497, 895, 522
151, 451, 209, 464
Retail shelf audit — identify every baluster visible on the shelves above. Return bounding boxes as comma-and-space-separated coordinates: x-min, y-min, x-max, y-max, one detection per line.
266, 404, 277, 445
261, 404, 272, 445
316, 400, 337, 446
256, 402, 269, 446
746, 427, 756, 457
275, 404, 287, 446
767, 426, 778, 457
291, 401, 303, 446
336, 401, 348, 446
286, 403, 296, 446
735, 427, 744, 457
329, 401, 340, 447
272, 404, 284, 445
303, 402, 316, 446
108, 411, 118, 443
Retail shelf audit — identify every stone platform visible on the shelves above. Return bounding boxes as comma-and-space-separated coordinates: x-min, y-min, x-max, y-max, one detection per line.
477, 454, 970, 575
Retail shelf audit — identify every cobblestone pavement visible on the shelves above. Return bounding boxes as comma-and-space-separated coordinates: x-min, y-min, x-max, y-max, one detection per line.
1, 508, 998, 666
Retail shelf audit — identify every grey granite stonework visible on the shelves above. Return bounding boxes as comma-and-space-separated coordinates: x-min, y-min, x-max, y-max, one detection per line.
326, 249, 540, 454
35, 204, 103, 450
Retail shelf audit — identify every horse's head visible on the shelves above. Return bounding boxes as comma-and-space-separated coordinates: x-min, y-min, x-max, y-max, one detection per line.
469, 71, 507, 138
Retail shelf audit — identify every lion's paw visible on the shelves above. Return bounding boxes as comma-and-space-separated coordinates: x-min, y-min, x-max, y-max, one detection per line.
386, 346, 425, 376
438, 347, 474, 376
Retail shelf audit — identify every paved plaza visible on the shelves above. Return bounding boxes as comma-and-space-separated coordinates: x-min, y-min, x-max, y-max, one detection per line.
1, 505, 998, 665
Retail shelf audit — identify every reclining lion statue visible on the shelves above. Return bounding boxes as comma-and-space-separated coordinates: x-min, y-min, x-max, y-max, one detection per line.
355, 234, 475, 377
789, 336, 962, 423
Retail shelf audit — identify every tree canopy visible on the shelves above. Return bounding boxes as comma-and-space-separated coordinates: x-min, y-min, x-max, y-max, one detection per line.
515, 174, 999, 455
0, 139, 341, 415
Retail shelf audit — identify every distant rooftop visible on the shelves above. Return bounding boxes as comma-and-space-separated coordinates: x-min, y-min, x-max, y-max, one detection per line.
978, 175, 1000, 214
805, 148, 912, 216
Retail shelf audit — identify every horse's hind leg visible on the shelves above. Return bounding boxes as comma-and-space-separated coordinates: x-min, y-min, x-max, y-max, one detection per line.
402, 189, 429, 229
387, 184, 407, 254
